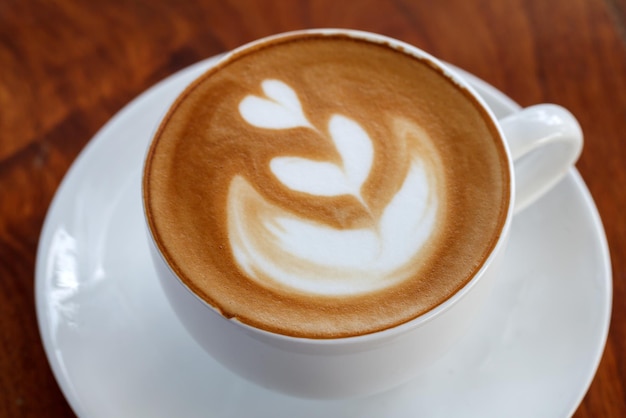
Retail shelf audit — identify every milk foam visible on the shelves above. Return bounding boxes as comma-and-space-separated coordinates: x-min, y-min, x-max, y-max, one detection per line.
228, 79, 441, 295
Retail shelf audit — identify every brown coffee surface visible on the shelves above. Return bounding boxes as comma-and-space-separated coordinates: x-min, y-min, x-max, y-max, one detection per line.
143, 33, 510, 338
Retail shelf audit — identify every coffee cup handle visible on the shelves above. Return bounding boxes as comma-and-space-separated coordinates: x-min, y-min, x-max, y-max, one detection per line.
498, 104, 583, 213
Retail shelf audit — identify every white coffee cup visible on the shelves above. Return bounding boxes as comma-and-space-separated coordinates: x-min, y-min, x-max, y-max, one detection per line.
143, 29, 582, 399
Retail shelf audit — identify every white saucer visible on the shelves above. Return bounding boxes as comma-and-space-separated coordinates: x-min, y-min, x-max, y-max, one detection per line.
36, 57, 612, 418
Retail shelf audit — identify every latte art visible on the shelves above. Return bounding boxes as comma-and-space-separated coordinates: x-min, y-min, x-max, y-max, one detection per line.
143, 34, 510, 338
229, 80, 442, 295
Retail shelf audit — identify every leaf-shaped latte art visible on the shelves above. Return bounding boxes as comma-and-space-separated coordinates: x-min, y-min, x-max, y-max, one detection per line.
239, 79, 312, 129
230, 79, 443, 296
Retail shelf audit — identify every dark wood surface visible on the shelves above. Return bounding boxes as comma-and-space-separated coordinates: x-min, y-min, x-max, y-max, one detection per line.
1, 0, 624, 416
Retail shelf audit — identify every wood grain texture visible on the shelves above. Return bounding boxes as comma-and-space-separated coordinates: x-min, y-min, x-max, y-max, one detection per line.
0, 0, 624, 416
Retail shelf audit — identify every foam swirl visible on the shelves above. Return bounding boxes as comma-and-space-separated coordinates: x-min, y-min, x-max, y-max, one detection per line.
228, 79, 443, 296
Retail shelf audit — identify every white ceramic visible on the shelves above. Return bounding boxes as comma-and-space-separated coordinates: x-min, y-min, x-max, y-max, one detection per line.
35, 56, 611, 416
143, 29, 583, 399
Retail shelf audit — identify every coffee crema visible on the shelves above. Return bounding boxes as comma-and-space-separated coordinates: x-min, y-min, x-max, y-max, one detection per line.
143, 33, 510, 338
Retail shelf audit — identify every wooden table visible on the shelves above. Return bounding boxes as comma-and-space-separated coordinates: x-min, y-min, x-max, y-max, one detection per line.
1, 0, 624, 416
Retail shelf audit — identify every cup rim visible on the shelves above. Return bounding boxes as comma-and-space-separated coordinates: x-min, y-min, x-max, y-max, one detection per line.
142, 28, 516, 344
